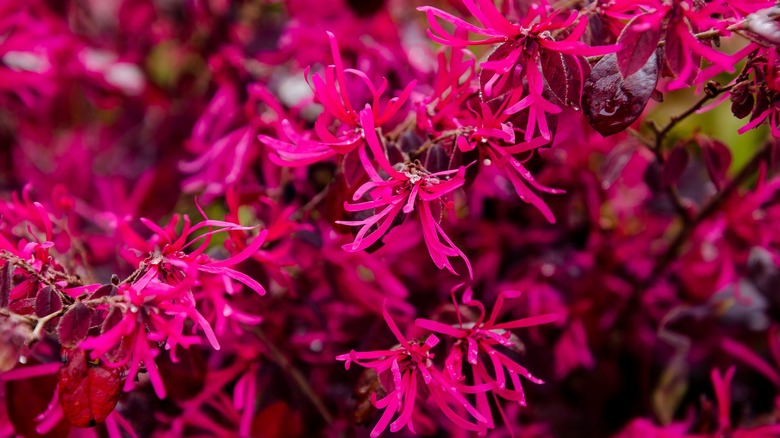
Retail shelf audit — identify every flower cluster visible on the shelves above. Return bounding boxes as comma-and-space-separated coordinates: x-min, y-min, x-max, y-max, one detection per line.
338, 286, 557, 436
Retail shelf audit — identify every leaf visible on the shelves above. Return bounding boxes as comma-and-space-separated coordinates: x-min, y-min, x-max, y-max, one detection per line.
701, 138, 732, 189
9, 297, 35, 315
563, 54, 589, 108
341, 148, 365, 188
35, 286, 63, 318
58, 348, 122, 428
89, 284, 116, 300
57, 302, 91, 348
421, 143, 450, 174
541, 50, 568, 104
664, 20, 701, 85
479, 41, 522, 99
616, 12, 663, 77
662, 145, 690, 188
583, 51, 660, 136
0, 261, 11, 308
100, 306, 132, 364
730, 82, 755, 119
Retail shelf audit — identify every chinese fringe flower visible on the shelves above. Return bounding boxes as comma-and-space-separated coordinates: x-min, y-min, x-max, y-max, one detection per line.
258, 32, 415, 167
337, 125, 472, 277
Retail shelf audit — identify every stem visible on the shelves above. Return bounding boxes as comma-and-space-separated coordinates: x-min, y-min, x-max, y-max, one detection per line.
410, 128, 472, 161
644, 142, 771, 285
32, 309, 63, 339
644, 81, 739, 222
255, 327, 334, 424
0, 251, 56, 288
650, 82, 736, 150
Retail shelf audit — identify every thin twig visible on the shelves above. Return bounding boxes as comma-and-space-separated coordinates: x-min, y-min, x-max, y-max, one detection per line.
32, 309, 63, 339
0, 251, 51, 286
650, 82, 737, 150
410, 128, 473, 161
644, 142, 772, 285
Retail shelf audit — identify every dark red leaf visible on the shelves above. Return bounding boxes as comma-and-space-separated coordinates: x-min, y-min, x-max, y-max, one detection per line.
100, 306, 132, 364
341, 148, 365, 188
35, 286, 63, 318
479, 41, 522, 99
9, 297, 35, 315
701, 139, 732, 189
563, 54, 589, 108
665, 20, 701, 85
663, 145, 690, 188
89, 284, 116, 300
57, 302, 91, 348
541, 50, 568, 104
58, 348, 122, 428
583, 51, 660, 136
643, 160, 663, 193
421, 143, 450, 174
617, 12, 663, 77
730, 82, 755, 119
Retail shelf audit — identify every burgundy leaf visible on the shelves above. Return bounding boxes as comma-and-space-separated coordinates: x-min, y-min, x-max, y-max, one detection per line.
57, 302, 91, 348
58, 348, 122, 428
35, 286, 63, 318
101, 306, 132, 364
541, 50, 568, 105
421, 143, 450, 174
479, 41, 522, 99
730, 82, 755, 119
617, 13, 664, 77
585, 13, 615, 46
89, 283, 116, 300
9, 297, 35, 315
701, 139, 732, 189
751, 87, 771, 124
563, 54, 589, 108
341, 148, 365, 188
663, 145, 690, 188
583, 51, 660, 136
0, 261, 10, 308
643, 160, 663, 193
665, 20, 701, 85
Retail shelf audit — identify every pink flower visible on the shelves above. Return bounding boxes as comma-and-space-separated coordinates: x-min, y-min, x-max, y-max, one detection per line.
337, 305, 487, 436
337, 124, 472, 277
420, 0, 618, 137
258, 32, 415, 167
457, 94, 564, 222
415, 286, 558, 406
